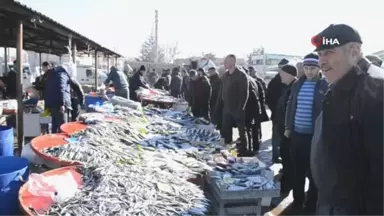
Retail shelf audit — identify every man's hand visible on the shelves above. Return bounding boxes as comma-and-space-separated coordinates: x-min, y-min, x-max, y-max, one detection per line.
59, 105, 65, 113
284, 130, 291, 138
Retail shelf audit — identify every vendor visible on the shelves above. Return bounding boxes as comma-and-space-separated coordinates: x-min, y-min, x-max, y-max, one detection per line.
154, 75, 170, 91
33, 61, 52, 133
0, 60, 17, 99
44, 65, 72, 133
104, 66, 129, 99
33, 61, 51, 99
188, 69, 211, 121
129, 65, 149, 101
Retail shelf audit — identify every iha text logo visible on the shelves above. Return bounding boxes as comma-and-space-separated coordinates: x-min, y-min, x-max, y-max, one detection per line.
311, 35, 340, 47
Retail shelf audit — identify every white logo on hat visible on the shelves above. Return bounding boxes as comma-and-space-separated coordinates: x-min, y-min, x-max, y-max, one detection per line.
323, 37, 340, 46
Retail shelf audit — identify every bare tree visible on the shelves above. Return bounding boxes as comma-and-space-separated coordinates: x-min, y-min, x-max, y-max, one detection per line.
139, 35, 165, 63
202, 52, 216, 61
163, 42, 180, 63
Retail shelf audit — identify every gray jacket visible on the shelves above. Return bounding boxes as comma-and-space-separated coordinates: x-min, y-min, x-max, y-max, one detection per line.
285, 74, 328, 132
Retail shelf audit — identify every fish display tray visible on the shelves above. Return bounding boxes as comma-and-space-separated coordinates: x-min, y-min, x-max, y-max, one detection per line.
205, 172, 280, 215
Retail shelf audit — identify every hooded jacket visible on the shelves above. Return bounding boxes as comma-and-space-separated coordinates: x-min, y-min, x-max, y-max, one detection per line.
44, 66, 71, 109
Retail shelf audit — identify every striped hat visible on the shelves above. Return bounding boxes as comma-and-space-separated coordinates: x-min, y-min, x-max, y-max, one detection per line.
303, 53, 320, 67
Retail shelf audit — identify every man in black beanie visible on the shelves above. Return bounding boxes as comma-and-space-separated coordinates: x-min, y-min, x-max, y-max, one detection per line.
129, 65, 149, 101
274, 64, 297, 198
266, 58, 288, 162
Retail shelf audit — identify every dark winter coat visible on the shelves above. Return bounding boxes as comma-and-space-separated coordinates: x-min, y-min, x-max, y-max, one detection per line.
129, 71, 148, 101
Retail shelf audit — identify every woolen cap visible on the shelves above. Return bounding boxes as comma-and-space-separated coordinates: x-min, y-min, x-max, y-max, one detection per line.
278, 58, 289, 66
303, 53, 320, 67
281, 64, 297, 77
139, 65, 146, 71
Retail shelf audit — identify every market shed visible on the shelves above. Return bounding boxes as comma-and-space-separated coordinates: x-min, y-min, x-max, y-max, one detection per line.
0, 0, 123, 152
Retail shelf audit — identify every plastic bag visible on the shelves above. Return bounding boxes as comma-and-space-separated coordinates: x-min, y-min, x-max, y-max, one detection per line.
110, 96, 142, 110
21, 142, 45, 164
27, 171, 78, 203
61, 62, 77, 79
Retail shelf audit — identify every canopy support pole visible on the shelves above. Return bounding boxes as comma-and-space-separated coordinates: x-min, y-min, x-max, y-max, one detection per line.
4, 47, 7, 76
106, 54, 109, 71
16, 20, 24, 154
94, 50, 98, 89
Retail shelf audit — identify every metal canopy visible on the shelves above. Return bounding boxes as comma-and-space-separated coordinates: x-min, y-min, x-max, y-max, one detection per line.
0, 0, 123, 57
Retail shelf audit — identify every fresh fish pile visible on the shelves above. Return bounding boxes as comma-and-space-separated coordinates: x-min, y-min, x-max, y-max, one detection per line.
114, 105, 144, 119
42, 164, 210, 216
72, 121, 145, 145
182, 128, 221, 142
214, 171, 277, 191
141, 135, 191, 151
210, 158, 277, 191
145, 116, 182, 135
43, 136, 143, 165
145, 107, 194, 126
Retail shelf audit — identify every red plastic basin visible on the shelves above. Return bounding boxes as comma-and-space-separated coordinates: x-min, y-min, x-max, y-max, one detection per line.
30, 134, 81, 167
60, 122, 88, 135
19, 166, 82, 215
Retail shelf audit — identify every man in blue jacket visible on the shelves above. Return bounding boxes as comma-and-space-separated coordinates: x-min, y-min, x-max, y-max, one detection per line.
44, 66, 71, 133
284, 53, 328, 214
104, 66, 129, 99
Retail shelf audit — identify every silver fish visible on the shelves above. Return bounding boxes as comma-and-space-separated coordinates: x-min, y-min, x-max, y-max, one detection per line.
41, 163, 210, 216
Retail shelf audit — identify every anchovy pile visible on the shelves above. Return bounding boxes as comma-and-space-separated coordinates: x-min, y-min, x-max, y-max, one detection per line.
43, 164, 210, 216
43, 136, 142, 165
145, 116, 182, 135
182, 128, 221, 142
71, 121, 145, 145
144, 107, 194, 126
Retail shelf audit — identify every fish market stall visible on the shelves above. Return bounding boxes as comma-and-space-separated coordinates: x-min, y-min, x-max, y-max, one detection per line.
23, 101, 279, 215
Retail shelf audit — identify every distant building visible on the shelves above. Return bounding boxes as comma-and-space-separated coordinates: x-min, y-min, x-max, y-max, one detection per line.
173, 57, 246, 68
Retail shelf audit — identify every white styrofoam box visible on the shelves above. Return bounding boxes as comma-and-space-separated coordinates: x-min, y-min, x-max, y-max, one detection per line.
23, 113, 41, 137
0, 99, 17, 110
40, 116, 52, 124
172, 102, 188, 112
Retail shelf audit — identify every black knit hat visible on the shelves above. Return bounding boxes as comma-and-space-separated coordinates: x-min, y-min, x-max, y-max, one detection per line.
139, 65, 146, 71
303, 53, 320, 67
278, 58, 289, 66
281, 64, 297, 77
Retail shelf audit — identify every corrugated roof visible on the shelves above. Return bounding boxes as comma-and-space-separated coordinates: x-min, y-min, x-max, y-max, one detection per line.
10, 0, 123, 57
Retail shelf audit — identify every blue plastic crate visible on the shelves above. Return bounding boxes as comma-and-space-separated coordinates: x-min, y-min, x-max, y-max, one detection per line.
84, 96, 105, 112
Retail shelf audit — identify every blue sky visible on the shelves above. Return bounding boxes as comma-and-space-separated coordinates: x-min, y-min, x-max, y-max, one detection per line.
20, 0, 384, 59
